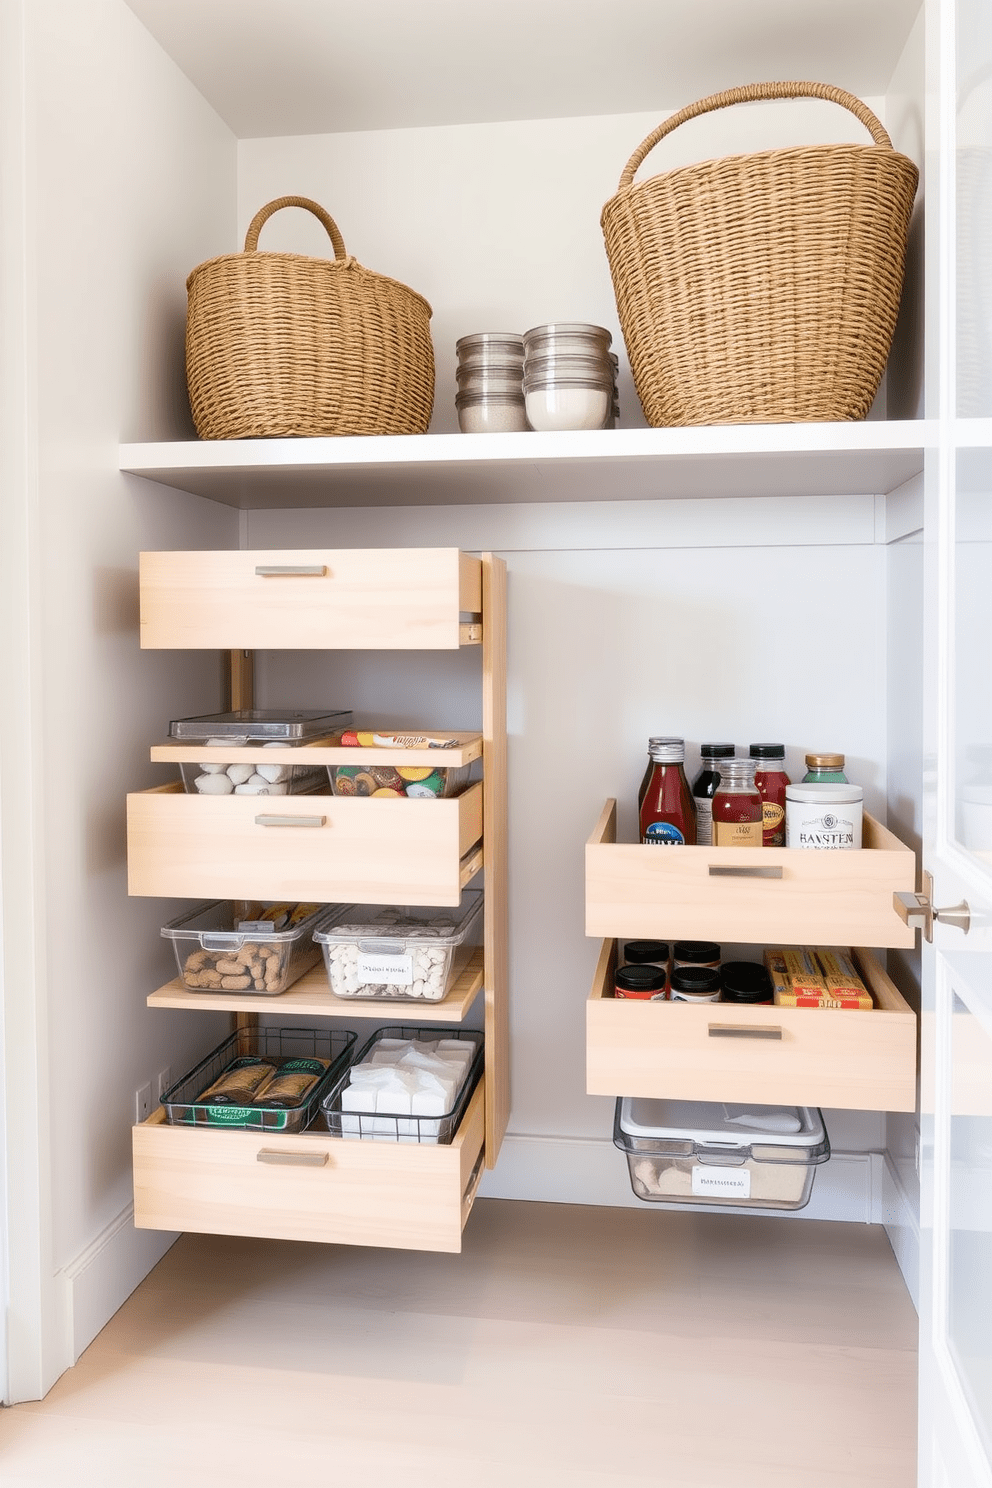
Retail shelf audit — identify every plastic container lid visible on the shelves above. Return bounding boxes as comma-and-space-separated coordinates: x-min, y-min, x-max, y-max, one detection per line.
456, 333, 524, 353
162, 899, 330, 947
314, 891, 483, 950
749, 742, 786, 760
523, 322, 612, 345
805, 752, 845, 769
786, 784, 863, 803
719, 961, 773, 1003
623, 939, 670, 964
617, 1097, 828, 1154
700, 743, 736, 759
673, 940, 721, 963
669, 966, 721, 996
169, 708, 351, 742
647, 737, 685, 763
616, 964, 667, 995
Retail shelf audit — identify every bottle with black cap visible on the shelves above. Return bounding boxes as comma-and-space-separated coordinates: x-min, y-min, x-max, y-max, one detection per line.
691, 744, 735, 846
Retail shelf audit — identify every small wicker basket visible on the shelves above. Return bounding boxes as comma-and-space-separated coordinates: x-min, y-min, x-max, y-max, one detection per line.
601, 82, 920, 427
186, 196, 435, 439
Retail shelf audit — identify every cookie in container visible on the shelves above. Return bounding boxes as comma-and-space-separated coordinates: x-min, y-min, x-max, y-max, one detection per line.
162, 900, 333, 995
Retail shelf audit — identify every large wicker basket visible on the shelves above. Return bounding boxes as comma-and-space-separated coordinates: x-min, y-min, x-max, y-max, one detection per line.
601, 82, 919, 427
186, 196, 435, 439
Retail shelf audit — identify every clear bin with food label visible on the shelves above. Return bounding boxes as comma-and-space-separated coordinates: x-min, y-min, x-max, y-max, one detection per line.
327, 762, 471, 799
314, 893, 483, 1002
320, 1026, 483, 1143
161, 1026, 356, 1132
614, 1098, 830, 1211
162, 900, 331, 994
168, 708, 350, 796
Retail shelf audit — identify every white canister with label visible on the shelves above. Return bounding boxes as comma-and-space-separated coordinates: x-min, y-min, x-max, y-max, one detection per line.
785, 784, 863, 850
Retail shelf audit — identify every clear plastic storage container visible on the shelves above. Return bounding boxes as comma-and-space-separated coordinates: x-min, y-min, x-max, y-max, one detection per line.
314, 892, 483, 1002
327, 761, 471, 799
169, 708, 352, 741
162, 900, 332, 994
614, 1098, 830, 1210
319, 1026, 484, 1143
169, 708, 350, 796
161, 1026, 357, 1132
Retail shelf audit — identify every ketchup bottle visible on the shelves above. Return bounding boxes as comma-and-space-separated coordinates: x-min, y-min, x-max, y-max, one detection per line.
749, 743, 790, 846
639, 738, 696, 845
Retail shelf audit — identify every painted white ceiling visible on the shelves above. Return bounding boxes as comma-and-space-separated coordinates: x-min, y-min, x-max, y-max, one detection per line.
124, 0, 921, 138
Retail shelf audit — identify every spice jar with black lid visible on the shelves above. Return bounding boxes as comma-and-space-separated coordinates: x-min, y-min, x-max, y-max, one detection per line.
720, 961, 774, 1004
673, 940, 721, 970
615, 964, 668, 1000
622, 940, 670, 977
669, 966, 721, 1003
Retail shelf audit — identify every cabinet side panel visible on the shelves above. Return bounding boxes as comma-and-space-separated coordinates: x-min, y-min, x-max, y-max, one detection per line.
482, 554, 509, 1163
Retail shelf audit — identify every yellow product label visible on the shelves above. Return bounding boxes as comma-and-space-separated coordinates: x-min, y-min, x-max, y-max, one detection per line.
713, 819, 763, 847
762, 802, 785, 829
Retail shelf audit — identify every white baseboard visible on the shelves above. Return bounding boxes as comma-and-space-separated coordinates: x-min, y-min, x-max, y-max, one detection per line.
876, 1151, 921, 1312
57, 1205, 179, 1366
478, 1133, 876, 1223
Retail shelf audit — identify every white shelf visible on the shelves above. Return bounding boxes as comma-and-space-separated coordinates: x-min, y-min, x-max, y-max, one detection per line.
121, 422, 929, 510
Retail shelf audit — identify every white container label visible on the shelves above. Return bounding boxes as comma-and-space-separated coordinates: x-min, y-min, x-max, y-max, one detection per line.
356, 951, 414, 986
691, 1165, 751, 1199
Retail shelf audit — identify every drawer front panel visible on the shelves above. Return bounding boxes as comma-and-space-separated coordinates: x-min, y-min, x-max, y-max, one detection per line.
586, 805, 915, 949
587, 941, 917, 1111
140, 549, 482, 650
133, 1081, 486, 1254
128, 782, 483, 907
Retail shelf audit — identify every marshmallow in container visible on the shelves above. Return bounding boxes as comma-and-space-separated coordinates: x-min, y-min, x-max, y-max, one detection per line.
194, 739, 291, 796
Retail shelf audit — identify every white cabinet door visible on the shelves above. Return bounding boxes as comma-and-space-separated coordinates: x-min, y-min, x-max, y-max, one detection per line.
919, 2, 992, 1482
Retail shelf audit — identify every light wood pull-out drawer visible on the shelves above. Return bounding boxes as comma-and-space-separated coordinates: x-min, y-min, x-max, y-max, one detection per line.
586, 799, 916, 949
133, 1078, 486, 1254
587, 940, 917, 1111
127, 781, 483, 907
139, 548, 482, 650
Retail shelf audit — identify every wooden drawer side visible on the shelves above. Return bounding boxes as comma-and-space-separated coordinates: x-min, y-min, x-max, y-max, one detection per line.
587, 941, 917, 1112
133, 1080, 486, 1254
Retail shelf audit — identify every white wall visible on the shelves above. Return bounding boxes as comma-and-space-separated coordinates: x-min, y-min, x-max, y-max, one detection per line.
2, 0, 239, 1397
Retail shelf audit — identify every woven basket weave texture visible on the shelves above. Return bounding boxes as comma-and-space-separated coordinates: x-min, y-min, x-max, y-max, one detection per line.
601, 82, 919, 427
186, 196, 435, 439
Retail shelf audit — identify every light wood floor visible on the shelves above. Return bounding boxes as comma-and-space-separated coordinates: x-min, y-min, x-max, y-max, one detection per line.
1, 1199, 917, 1487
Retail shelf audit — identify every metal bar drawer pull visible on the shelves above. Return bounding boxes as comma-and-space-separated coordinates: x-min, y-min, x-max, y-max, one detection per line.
256, 1149, 329, 1167
708, 1024, 783, 1041
708, 864, 783, 879
254, 814, 326, 828
254, 564, 328, 577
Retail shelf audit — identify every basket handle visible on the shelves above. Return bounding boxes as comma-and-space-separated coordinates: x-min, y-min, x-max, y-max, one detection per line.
243, 196, 348, 259
618, 81, 894, 188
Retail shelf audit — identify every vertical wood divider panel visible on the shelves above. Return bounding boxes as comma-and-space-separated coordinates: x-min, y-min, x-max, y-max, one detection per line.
482, 554, 509, 1165
228, 648, 255, 1048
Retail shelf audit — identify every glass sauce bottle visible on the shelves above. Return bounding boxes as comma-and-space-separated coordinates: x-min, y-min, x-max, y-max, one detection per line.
639, 738, 696, 845
691, 743, 735, 847
749, 742, 790, 847
711, 758, 763, 847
